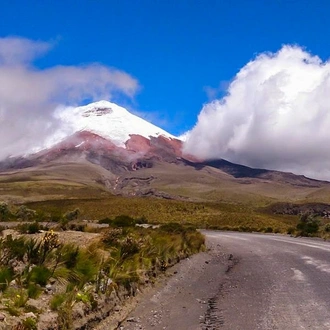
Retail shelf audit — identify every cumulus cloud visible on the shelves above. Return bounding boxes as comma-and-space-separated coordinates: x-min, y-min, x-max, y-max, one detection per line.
0, 36, 139, 159
184, 45, 330, 180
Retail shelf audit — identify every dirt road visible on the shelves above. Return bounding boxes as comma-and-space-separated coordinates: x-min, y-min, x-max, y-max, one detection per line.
120, 231, 330, 330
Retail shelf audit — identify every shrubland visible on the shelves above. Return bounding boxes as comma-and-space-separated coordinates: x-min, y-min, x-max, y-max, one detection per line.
0, 211, 205, 329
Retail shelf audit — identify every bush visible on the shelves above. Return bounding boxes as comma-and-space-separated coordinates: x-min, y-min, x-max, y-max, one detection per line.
60, 244, 79, 269
16, 222, 41, 234
265, 227, 273, 233
0, 267, 13, 291
27, 283, 42, 299
297, 212, 319, 236
71, 249, 99, 287
98, 217, 112, 224
64, 208, 80, 221
324, 223, 330, 232
0, 235, 27, 264
287, 227, 295, 235
22, 317, 37, 330
28, 266, 51, 286
112, 215, 136, 227
50, 293, 66, 310
16, 205, 36, 221
160, 222, 185, 234
102, 228, 123, 246
0, 202, 11, 221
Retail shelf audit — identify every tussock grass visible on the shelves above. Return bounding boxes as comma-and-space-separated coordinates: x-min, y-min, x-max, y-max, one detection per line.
24, 197, 297, 233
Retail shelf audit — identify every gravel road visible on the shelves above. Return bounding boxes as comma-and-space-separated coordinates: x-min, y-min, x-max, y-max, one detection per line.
120, 231, 330, 330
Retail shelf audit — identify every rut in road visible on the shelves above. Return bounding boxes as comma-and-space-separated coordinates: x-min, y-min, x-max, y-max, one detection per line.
201, 292, 224, 330
201, 254, 239, 330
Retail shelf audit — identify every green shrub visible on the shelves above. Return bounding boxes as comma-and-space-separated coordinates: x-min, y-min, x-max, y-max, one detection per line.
27, 283, 42, 299
60, 244, 79, 269
71, 250, 99, 287
102, 228, 123, 246
98, 217, 112, 224
120, 235, 141, 259
287, 227, 295, 235
57, 302, 73, 330
4, 288, 28, 308
160, 222, 185, 234
50, 293, 66, 311
0, 235, 27, 264
297, 212, 319, 236
16, 221, 41, 234
324, 223, 330, 232
265, 227, 273, 233
16, 205, 36, 221
184, 231, 205, 253
136, 216, 148, 224
0, 267, 13, 291
64, 208, 80, 221
112, 215, 136, 227
0, 201, 13, 221
22, 317, 37, 330
28, 266, 51, 286
4, 305, 20, 316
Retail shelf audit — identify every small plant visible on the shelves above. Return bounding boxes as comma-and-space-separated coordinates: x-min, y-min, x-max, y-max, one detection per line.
0, 235, 27, 265
0, 266, 13, 291
16, 222, 41, 234
27, 266, 51, 286
50, 293, 66, 311
27, 283, 42, 299
13, 290, 28, 308
22, 317, 37, 330
4, 304, 20, 316
120, 235, 142, 259
0, 201, 12, 221
75, 292, 89, 304
102, 228, 123, 246
57, 301, 74, 330
60, 244, 79, 269
70, 249, 100, 288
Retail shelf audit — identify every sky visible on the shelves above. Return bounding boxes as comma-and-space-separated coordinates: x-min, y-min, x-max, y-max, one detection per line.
1, 0, 330, 179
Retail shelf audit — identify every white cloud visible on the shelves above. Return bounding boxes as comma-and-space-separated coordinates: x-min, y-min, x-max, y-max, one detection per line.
0, 37, 139, 159
0, 37, 52, 65
184, 45, 330, 180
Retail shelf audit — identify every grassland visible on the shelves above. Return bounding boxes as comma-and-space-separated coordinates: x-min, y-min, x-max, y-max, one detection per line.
2, 160, 330, 234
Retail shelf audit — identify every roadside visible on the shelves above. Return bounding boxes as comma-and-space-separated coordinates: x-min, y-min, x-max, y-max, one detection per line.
113, 236, 234, 330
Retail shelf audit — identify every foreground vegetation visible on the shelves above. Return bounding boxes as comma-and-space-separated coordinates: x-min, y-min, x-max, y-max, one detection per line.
0, 211, 205, 329
1, 195, 330, 328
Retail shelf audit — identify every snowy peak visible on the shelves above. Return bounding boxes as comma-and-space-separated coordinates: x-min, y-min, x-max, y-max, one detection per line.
57, 100, 176, 147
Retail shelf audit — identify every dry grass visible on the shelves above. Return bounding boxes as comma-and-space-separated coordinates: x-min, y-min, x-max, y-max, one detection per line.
1, 160, 329, 233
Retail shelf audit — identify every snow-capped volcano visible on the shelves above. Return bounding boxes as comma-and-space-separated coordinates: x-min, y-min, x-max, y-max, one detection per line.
56, 100, 176, 147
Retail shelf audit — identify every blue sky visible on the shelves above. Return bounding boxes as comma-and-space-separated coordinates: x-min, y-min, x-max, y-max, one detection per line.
2, 0, 329, 136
